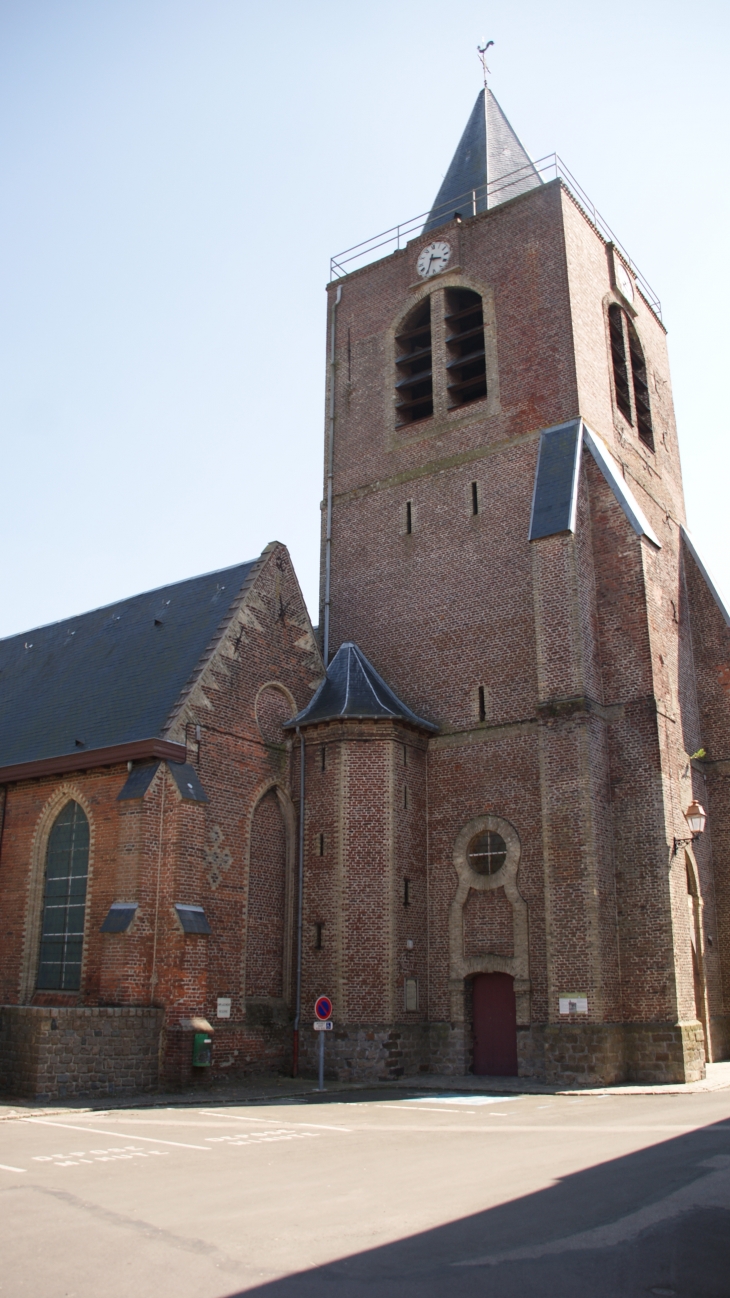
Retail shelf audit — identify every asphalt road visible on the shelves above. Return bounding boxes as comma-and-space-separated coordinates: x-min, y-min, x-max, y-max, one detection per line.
1, 1087, 729, 1297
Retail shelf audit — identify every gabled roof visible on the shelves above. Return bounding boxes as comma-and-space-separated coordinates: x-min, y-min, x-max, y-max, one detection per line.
528, 419, 661, 548
284, 642, 437, 732
425, 88, 541, 233
0, 559, 258, 775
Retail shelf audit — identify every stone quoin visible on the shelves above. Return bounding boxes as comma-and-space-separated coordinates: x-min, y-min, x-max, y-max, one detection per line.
0, 87, 728, 1097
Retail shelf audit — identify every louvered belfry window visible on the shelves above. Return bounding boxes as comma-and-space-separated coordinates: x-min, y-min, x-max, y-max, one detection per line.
608, 303, 654, 451
37, 801, 90, 991
445, 288, 487, 407
395, 299, 433, 426
626, 317, 654, 450
608, 304, 633, 424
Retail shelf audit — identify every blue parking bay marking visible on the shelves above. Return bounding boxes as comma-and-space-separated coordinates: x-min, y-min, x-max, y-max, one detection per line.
403, 1095, 521, 1106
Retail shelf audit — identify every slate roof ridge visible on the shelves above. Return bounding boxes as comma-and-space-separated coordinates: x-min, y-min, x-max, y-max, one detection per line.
0, 556, 262, 647
158, 543, 276, 737
0, 552, 265, 772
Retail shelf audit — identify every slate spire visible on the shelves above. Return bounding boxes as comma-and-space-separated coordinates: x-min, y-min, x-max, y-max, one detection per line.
424, 88, 541, 233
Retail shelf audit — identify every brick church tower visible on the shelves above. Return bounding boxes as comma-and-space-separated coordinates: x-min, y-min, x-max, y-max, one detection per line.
288, 86, 730, 1084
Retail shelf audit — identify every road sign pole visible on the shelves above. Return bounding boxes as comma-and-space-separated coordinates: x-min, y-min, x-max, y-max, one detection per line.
318, 1027, 325, 1091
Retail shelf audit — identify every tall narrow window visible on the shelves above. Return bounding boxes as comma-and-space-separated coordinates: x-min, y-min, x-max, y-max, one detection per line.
471, 481, 479, 515
608, 304, 632, 424
626, 318, 654, 450
318, 833, 325, 857
314, 922, 324, 950
403, 879, 411, 907
405, 500, 412, 534
608, 304, 653, 449
395, 299, 433, 425
37, 801, 89, 991
478, 685, 486, 722
445, 289, 487, 407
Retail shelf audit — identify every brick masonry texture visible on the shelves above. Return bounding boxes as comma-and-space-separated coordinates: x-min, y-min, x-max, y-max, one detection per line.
1, 178, 729, 1098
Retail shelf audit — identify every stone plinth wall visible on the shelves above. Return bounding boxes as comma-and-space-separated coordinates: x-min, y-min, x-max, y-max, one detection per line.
0, 1005, 164, 1099
298, 1021, 432, 1083
520, 1020, 706, 1086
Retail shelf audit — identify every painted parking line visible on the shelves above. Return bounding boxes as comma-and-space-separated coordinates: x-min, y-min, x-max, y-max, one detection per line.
197, 1110, 351, 1132
379, 1105, 478, 1114
0, 1163, 26, 1173
205, 1131, 319, 1147
24, 1119, 211, 1150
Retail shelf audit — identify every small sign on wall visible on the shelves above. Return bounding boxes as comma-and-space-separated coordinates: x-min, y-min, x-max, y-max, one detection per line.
559, 996, 588, 1015
404, 978, 419, 1012
216, 997, 232, 1019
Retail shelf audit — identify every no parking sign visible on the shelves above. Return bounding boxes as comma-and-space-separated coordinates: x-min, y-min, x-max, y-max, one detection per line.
314, 995, 333, 1021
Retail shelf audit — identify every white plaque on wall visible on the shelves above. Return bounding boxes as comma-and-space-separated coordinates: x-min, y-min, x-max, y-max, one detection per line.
216, 997, 232, 1019
559, 996, 588, 1015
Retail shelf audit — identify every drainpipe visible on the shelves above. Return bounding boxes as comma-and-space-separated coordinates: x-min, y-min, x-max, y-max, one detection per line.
292, 728, 305, 1076
323, 283, 342, 667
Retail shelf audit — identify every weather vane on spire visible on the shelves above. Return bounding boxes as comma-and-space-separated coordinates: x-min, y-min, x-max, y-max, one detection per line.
477, 40, 494, 88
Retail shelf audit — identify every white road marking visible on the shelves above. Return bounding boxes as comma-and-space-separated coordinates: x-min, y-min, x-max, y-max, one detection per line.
24, 1119, 211, 1150
379, 1105, 477, 1115
0, 1163, 26, 1173
197, 1110, 351, 1132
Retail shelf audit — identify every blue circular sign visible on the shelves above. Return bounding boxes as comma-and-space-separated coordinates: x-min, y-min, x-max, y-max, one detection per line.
314, 996, 333, 1021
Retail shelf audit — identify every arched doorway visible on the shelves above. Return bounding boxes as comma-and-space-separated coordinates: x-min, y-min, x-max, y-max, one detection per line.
472, 972, 518, 1076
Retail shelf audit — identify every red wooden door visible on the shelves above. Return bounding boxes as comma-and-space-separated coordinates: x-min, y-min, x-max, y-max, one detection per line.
472, 972, 518, 1076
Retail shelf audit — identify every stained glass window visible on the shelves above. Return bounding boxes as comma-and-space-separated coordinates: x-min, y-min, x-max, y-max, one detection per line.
37, 801, 89, 991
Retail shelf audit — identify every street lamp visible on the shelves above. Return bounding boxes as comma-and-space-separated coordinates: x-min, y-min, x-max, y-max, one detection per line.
673, 800, 707, 855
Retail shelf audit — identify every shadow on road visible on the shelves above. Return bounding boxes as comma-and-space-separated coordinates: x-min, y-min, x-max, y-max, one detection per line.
222, 1117, 730, 1297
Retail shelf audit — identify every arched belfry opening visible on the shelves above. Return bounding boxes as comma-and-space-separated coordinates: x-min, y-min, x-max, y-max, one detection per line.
608, 302, 654, 450
445, 288, 487, 407
395, 298, 433, 426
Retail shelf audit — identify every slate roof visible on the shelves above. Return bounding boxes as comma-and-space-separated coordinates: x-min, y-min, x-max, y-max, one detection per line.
0, 559, 257, 771
528, 419, 661, 547
425, 88, 542, 233
285, 642, 437, 732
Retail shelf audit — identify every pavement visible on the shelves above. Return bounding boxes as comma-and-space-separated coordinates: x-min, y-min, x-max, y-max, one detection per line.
2, 1061, 729, 1123
1, 1074, 729, 1296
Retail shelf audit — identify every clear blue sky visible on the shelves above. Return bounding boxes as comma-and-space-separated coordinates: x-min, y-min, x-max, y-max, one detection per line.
1, 0, 728, 637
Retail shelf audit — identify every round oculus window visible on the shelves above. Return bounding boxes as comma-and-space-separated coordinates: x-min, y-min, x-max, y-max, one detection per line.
467, 830, 507, 876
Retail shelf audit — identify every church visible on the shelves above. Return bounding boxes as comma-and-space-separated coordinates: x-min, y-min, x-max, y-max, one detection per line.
1, 87, 728, 1098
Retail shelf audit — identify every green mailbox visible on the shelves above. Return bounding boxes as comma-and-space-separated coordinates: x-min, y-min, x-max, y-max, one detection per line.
192, 1032, 212, 1067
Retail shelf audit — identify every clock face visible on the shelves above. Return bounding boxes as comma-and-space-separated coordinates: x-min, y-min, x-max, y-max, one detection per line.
615, 261, 634, 302
417, 241, 452, 279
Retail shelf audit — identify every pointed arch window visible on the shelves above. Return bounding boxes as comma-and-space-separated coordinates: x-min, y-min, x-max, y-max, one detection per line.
445, 288, 487, 407
37, 801, 90, 991
395, 299, 433, 426
608, 304, 654, 451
